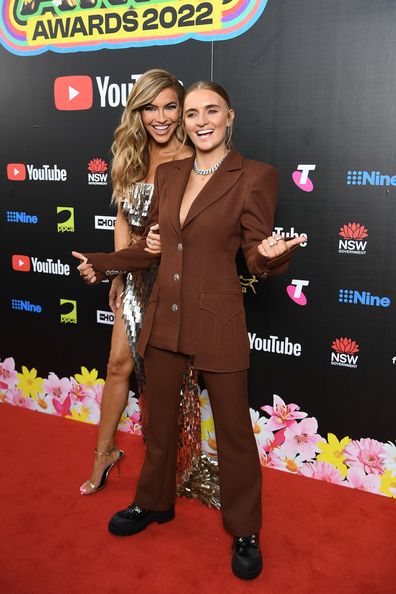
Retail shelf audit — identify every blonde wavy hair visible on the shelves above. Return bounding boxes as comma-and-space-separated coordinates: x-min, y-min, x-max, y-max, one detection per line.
111, 69, 185, 203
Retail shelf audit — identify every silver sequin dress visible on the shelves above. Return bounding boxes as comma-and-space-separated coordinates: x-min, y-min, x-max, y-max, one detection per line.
121, 182, 220, 508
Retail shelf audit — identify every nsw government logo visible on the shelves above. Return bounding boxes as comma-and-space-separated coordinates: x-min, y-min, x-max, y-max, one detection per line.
88, 158, 108, 186
57, 207, 75, 232
331, 337, 359, 369
60, 299, 77, 324
338, 223, 368, 255
338, 289, 390, 308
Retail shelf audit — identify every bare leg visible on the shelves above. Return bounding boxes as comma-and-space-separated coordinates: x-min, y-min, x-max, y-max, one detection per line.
80, 306, 134, 493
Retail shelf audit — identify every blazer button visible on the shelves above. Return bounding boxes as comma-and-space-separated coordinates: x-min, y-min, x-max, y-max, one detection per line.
171, 304, 179, 312
177, 243, 183, 251
173, 273, 180, 281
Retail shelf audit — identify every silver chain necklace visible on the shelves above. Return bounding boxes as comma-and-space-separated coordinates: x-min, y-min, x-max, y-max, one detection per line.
192, 151, 229, 176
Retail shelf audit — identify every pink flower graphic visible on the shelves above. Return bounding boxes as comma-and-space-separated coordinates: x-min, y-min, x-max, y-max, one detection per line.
68, 378, 89, 402
339, 223, 368, 240
299, 461, 344, 485
271, 442, 306, 473
261, 394, 307, 432
343, 438, 385, 475
53, 394, 72, 417
250, 408, 274, 449
0, 357, 18, 389
381, 441, 396, 474
346, 466, 381, 495
9, 388, 36, 409
284, 417, 324, 461
43, 373, 71, 400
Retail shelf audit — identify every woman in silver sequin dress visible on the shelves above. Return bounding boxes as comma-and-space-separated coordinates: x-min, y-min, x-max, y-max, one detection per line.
80, 69, 198, 495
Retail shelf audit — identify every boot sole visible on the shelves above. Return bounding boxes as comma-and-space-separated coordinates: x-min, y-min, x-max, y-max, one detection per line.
108, 508, 175, 536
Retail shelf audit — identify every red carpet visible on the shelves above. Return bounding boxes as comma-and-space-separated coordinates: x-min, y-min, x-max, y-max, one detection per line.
0, 404, 395, 594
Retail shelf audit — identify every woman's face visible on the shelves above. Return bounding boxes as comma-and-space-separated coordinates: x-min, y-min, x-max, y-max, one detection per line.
141, 87, 181, 144
183, 88, 234, 153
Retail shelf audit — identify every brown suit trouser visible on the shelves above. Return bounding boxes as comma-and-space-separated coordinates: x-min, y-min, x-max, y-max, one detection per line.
134, 345, 262, 536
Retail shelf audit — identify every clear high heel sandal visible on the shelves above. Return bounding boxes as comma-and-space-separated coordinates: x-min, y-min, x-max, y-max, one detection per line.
80, 447, 125, 495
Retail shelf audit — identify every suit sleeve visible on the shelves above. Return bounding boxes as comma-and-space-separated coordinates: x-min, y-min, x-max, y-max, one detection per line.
240, 164, 296, 279
81, 170, 162, 282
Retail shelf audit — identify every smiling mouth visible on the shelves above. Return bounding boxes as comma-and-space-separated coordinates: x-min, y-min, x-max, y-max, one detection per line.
152, 124, 172, 134
196, 129, 214, 137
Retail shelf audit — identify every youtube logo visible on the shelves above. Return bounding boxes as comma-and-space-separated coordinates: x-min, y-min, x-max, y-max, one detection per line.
54, 75, 93, 111
7, 163, 26, 181
12, 255, 31, 272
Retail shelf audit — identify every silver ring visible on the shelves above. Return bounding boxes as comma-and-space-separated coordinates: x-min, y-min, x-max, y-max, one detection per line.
269, 241, 275, 247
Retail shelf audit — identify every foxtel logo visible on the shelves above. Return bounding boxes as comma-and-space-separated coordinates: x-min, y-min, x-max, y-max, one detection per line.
7, 163, 67, 182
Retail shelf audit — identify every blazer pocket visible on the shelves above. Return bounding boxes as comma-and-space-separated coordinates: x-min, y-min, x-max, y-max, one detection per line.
199, 291, 244, 323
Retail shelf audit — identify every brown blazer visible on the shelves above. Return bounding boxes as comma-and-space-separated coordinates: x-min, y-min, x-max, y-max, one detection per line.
84, 147, 294, 372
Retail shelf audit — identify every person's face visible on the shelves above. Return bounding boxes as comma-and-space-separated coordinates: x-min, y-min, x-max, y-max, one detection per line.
141, 87, 181, 144
183, 89, 234, 153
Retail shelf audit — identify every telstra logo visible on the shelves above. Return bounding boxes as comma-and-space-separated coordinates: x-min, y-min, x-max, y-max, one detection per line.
292, 164, 316, 192
287, 279, 309, 306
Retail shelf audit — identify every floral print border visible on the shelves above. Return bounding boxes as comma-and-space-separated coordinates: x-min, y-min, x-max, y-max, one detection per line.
1, 357, 395, 499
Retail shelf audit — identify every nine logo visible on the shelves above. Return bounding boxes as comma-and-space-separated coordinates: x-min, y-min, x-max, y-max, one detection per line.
346, 169, 396, 187
88, 158, 108, 186
54, 75, 93, 111
97, 310, 115, 325
338, 289, 390, 308
292, 164, 316, 192
60, 299, 77, 324
331, 337, 359, 368
286, 279, 309, 306
11, 298, 42, 314
338, 223, 368, 255
6, 211, 38, 224
57, 206, 75, 233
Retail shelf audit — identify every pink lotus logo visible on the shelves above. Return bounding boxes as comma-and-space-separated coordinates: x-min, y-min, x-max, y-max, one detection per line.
331, 337, 359, 354
339, 223, 368, 240
292, 164, 316, 192
88, 158, 108, 173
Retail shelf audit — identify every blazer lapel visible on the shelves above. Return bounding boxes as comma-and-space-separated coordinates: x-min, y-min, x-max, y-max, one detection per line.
165, 156, 194, 234
182, 146, 244, 229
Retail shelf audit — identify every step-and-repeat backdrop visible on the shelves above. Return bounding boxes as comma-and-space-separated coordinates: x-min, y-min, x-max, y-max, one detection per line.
1, 1, 395, 499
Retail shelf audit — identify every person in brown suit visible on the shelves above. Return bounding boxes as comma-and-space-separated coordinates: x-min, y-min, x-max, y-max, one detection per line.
73, 81, 305, 580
